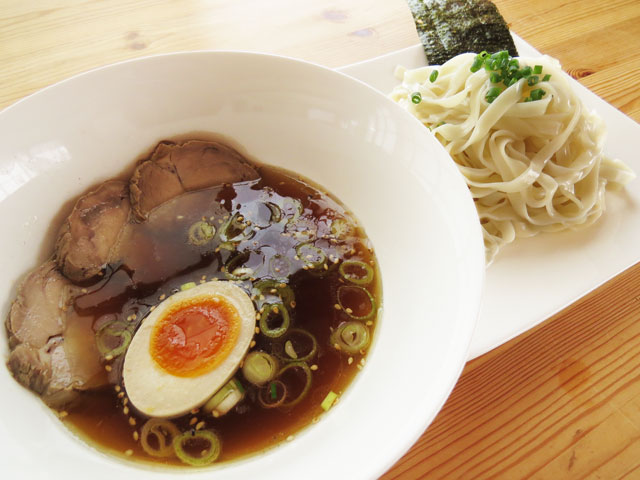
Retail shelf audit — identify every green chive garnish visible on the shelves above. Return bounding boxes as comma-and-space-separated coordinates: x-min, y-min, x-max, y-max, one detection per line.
533, 65, 543, 74
411, 92, 422, 104
429, 70, 439, 82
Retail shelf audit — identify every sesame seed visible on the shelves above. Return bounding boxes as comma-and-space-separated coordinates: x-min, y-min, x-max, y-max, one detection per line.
290, 301, 296, 308
123, 406, 129, 415
189, 417, 198, 426
312, 416, 320, 424
250, 340, 256, 348
360, 358, 366, 366
58, 410, 68, 418
286, 435, 294, 442
334, 343, 341, 350
348, 357, 354, 365
125, 449, 133, 456
323, 264, 328, 270
129, 417, 137, 426
272, 306, 279, 314
123, 398, 129, 406
118, 391, 125, 399
105, 365, 112, 372
345, 308, 353, 314
334, 304, 341, 310
255, 326, 260, 334
105, 354, 114, 361
159, 294, 166, 301
190, 408, 200, 415
357, 365, 363, 370
133, 431, 139, 441
196, 421, 205, 430
81, 288, 88, 294
310, 364, 318, 371
115, 385, 121, 392
150, 305, 156, 312
366, 320, 373, 326
201, 275, 207, 280
212, 411, 220, 418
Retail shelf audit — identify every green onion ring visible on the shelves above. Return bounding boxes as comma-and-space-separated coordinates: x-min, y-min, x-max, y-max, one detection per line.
257, 380, 287, 408
259, 303, 290, 338
278, 361, 313, 408
187, 220, 216, 246
330, 218, 351, 238
330, 321, 370, 354
264, 202, 282, 223
295, 243, 326, 269
173, 430, 221, 466
338, 259, 374, 285
219, 212, 253, 242
252, 279, 295, 308
140, 418, 180, 458
95, 320, 132, 358
242, 351, 279, 386
274, 328, 318, 363
336, 285, 376, 320
269, 254, 291, 279
282, 197, 303, 224
224, 251, 253, 280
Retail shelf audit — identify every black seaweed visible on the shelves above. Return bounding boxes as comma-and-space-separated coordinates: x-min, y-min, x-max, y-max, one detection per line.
407, 0, 518, 65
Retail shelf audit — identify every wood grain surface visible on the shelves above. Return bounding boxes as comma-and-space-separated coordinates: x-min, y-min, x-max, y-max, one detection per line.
1, 0, 639, 478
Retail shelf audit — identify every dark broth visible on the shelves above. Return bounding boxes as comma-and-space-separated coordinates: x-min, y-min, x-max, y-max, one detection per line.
63, 162, 380, 466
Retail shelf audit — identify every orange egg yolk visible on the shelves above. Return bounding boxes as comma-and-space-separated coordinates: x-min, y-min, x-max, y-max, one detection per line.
150, 295, 240, 377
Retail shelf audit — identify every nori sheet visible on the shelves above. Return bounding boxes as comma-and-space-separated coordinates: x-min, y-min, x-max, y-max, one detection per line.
407, 0, 518, 65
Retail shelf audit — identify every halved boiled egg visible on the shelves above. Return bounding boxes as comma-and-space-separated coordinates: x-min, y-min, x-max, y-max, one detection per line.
123, 280, 255, 417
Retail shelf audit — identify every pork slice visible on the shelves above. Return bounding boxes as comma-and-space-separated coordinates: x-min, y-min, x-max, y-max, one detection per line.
129, 140, 260, 220
55, 179, 131, 282
6, 261, 71, 349
170, 140, 260, 190
6, 261, 107, 408
129, 145, 185, 221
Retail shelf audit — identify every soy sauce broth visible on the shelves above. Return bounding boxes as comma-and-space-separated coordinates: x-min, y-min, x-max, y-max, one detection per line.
62, 161, 381, 466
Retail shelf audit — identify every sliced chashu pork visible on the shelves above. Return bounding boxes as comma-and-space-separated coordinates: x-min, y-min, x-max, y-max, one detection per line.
5, 261, 106, 408
130, 140, 260, 220
55, 179, 130, 282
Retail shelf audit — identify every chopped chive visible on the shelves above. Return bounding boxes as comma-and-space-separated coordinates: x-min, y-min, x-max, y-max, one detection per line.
429, 70, 439, 82
533, 65, 543, 74
521, 66, 532, 77
321, 391, 339, 411
530, 88, 546, 100
180, 282, 197, 291
490, 72, 502, 83
411, 92, 422, 104
543, 74, 552, 82
270, 382, 277, 400
527, 75, 539, 86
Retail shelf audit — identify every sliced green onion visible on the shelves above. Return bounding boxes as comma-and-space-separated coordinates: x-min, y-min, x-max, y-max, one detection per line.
337, 285, 376, 320
339, 259, 374, 285
173, 430, 221, 466
411, 92, 422, 104
219, 212, 253, 242
486, 86, 502, 103
321, 391, 339, 411
429, 70, 438, 83
203, 378, 245, 417
270, 381, 277, 400
251, 279, 295, 308
242, 351, 279, 386
257, 380, 287, 408
264, 202, 282, 223
527, 75, 539, 86
274, 328, 318, 363
140, 418, 180, 458
282, 197, 303, 225
278, 361, 312, 408
543, 74, 552, 82
330, 217, 351, 238
180, 281, 196, 291
269, 254, 291, 278
530, 88, 546, 101
489, 72, 501, 83
224, 251, 253, 280
96, 320, 132, 358
295, 243, 326, 269
330, 321, 371, 354
259, 303, 291, 338
188, 220, 216, 246
533, 65, 543, 74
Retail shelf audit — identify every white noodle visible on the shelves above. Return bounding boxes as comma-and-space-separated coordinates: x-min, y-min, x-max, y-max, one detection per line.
390, 53, 635, 263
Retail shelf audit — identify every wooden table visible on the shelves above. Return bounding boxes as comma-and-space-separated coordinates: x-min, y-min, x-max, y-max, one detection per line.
2, 0, 639, 478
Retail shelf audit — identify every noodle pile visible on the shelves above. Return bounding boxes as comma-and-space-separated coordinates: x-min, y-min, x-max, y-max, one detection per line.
391, 53, 635, 263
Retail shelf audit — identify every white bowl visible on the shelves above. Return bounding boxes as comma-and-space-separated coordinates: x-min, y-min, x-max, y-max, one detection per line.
0, 51, 484, 479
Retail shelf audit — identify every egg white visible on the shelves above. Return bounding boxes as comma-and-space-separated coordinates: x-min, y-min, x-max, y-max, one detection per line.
123, 280, 255, 418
